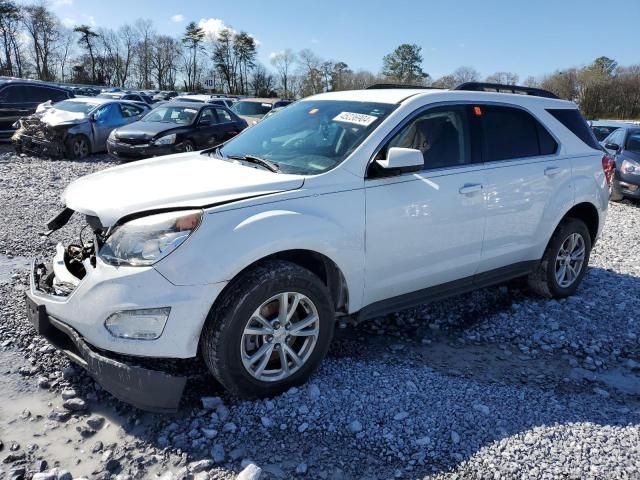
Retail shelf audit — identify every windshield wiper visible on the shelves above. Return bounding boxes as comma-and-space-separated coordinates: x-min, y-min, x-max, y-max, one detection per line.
226, 154, 280, 173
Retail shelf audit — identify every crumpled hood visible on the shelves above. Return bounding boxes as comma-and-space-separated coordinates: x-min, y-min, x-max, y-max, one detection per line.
63, 152, 305, 226
39, 108, 87, 126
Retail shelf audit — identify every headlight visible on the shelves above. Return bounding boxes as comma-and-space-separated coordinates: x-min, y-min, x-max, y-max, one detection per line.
99, 210, 202, 266
105, 307, 170, 340
622, 159, 640, 175
154, 133, 176, 145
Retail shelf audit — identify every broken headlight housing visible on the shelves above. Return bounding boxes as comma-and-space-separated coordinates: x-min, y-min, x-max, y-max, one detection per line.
99, 210, 202, 266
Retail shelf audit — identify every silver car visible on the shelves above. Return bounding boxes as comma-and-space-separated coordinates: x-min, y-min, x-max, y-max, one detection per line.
12, 97, 150, 159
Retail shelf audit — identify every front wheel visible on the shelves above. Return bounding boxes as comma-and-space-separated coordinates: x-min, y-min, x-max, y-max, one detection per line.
182, 140, 195, 152
609, 176, 624, 202
201, 260, 335, 398
65, 135, 90, 159
528, 218, 591, 298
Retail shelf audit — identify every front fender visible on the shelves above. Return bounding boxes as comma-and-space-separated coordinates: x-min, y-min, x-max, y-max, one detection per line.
154, 189, 366, 312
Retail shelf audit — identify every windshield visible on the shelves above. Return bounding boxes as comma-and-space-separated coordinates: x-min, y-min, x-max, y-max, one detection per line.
626, 132, 640, 152
141, 106, 198, 124
231, 101, 273, 118
219, 100, 396, 175
52, 100, 97, 114
592, 126, 620, 141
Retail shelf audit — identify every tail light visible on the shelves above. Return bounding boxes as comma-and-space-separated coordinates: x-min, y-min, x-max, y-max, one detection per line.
601, 154, 615, 185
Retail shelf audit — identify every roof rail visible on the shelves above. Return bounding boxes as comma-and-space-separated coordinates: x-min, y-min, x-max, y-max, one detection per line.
454, 82, 559, 99
366, 83, 434, 90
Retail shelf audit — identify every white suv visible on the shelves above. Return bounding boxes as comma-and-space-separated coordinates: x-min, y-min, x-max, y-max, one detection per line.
26, 83, 610, 411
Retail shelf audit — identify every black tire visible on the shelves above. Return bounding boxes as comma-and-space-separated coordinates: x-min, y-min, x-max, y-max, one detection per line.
609, 176, 624, 202
183, 140, 195, 152
201, 260, 335, 398
65, 135, 90, 159
528, 218, 591, 299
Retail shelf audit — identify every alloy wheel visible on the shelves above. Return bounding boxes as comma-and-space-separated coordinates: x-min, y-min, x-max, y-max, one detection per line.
241, 292, 320, 382
554, 232, 586, 288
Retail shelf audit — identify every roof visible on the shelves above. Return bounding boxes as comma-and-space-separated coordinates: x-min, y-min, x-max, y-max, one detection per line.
155, 101, 209, 109
237, 97, 285, 104
307, 88, 575, 108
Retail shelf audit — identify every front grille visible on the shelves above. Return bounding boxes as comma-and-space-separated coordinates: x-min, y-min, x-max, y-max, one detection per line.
117, 137, 149, 146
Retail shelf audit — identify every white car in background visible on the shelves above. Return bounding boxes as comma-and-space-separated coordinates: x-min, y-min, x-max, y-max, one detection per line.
26, 83, 609, 411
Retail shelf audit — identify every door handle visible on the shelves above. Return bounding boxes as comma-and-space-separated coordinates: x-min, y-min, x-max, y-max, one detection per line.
544, 166, 561, 177
458, 183, 483, 195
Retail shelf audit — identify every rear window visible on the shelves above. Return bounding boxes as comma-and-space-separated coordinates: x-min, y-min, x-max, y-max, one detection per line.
481, 106, 557, 161
547, 108, 600, 150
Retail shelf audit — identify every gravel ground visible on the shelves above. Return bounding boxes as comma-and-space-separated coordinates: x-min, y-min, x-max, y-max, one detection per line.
0, 144, 639, 480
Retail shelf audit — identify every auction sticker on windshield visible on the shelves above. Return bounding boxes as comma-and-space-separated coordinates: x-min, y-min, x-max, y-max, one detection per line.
333, 112, 378, 127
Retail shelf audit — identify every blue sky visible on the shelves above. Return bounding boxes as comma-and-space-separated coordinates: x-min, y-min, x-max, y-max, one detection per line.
44, 0, 640, 79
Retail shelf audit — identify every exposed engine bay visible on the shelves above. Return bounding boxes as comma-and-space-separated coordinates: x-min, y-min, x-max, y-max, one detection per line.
35, 208, 107, 296
12, 114, 71, 158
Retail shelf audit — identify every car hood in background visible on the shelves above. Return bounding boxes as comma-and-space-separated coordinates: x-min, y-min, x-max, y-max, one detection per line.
115, 121, 183, 140
39, 108, 87, 126
63, 152, 305, 226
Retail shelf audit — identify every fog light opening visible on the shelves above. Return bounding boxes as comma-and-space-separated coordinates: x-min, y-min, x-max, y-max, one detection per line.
104, 307, 170, 340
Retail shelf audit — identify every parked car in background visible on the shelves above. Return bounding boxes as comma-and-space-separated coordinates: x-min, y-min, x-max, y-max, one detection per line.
0, 79, 73, 141
601, 124, 640, 201
12, 97, 149, 159
589, 120, 634, 142
107, 101, 247, 160
153, 91, 179, 102
231, 98, 292, 125
98, 91, 154, 105
26, 83, 608, 410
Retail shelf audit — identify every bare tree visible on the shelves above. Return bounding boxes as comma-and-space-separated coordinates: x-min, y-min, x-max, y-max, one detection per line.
134, 19, 154, 88
0, 0, 23, 76
485, 71, 519, 85
270, 49, 296, 97
55, 26, 74, 82
23, 3, 60, 81
453, 66, 479, 84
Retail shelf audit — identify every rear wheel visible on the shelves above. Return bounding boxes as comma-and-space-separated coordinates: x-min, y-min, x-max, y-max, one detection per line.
201, 260, 335, 398
65, 135, 90, 159
528, 218, 591, 298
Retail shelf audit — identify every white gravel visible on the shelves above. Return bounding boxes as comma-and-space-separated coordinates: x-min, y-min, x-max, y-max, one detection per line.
0, 145, 639, 479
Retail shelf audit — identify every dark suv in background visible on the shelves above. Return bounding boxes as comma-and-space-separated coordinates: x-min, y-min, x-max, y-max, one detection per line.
0, 79, 73, 140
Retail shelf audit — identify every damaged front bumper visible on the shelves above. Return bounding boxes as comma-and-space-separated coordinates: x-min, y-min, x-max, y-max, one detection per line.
26, 281, 186, 412
12, 116, 68, 157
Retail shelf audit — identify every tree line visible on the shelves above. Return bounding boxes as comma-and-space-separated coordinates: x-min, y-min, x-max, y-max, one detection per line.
0, 1, 638, 118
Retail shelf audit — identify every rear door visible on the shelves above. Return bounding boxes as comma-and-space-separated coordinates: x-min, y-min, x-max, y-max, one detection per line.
477, 104, 567, 274
0, 86, 33, 136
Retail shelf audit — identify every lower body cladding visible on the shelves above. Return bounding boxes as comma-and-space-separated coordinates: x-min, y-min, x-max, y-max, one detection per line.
107, 139, 182, 160
25, 247, 226, 412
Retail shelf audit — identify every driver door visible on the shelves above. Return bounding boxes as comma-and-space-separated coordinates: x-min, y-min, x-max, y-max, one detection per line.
92, 103, 126, 149
363, 104, 486, 308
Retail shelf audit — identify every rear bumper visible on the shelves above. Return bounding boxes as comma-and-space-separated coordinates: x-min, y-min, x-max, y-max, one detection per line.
25, 292, 186, 412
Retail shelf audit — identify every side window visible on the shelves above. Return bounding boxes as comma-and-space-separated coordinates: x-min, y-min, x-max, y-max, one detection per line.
121, 103, 143, 118
381, 105, 471, 170
215, 108, 232, 123
94, 104, 123, 123
611, 129, 625, 146
199, 108, 217, 124
0, 85, 26, 102
481, 106, 556, 161
21, 86, 62, 103
547, 108, 600, 150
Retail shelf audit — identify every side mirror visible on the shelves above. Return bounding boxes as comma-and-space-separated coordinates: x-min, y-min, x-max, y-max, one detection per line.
376, 147, 424, 173
605, 142, 620, 152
